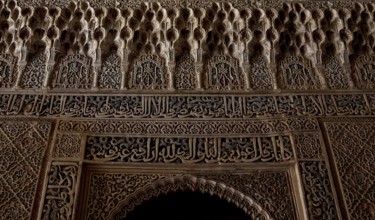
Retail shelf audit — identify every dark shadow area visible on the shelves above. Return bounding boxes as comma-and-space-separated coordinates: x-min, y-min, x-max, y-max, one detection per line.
124, 191, 251, 220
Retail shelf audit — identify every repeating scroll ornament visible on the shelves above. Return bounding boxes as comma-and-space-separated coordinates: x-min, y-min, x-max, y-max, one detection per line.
249, 54, 273, 90
130, 54, 168, 89
279, 56, 320, 90
206, 55, 244, 90
0, 54, 17, 88
52, 54, 92, 89
42, 163, 79, 220
353, 55, 375, 89
21, 53, 46, 89
325, 121, 375, 219
0, 119, 52, 219
85, 135, 294, 163
85, 173, 161, 219
323, 56, 349, 89
294, 133, 323, 160
299, 161, 338, 220
53, 133, 82, 158
99, 53, 121, 89
175, 53, 196, 90
58, 118, 319, 135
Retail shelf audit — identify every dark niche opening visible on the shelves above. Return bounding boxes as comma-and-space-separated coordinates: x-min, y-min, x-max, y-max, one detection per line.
124, 191, 251, 220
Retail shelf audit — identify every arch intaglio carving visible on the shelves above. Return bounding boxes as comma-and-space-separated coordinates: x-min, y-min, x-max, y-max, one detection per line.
108, 175, 273, 220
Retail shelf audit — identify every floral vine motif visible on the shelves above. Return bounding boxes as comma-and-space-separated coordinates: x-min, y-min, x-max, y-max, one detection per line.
299, 161, 338, 220
206, 55, 244, 90
42, 163, 79, 220
85, 173, 161, 219
130, 54, 168, 89
323, 56, 349, 89
21, 52, 46, 89
85, 135, 294, 163
52, 53, 92, 89
99, 53, 121, 89
279, 56, 320, 90
353, 55, 375, 89
0, 54, 17, 88
175, 52, 196, 90
204, 172, 297, 220
249, 54, 273, 90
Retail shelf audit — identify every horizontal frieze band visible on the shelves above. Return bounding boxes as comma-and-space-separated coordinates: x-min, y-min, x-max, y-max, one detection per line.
84, 135, 294, 163
1, 93, 374, 118
57, 118, 319, 135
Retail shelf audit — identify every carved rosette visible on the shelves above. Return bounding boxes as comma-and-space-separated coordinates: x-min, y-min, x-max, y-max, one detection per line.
53, 133, 82, 158
294, 133, 323, 160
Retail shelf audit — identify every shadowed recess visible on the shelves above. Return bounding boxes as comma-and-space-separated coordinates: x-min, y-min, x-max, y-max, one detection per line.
124, 191, 252, 220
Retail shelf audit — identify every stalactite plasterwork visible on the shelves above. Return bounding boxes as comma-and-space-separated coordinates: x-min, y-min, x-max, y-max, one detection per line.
0, 1, 374, 91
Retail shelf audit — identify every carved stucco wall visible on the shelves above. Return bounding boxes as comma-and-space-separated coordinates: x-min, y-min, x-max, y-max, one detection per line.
0, 0, 375, 220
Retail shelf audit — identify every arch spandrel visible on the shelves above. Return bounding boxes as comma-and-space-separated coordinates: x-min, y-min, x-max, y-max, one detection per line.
107, 175, 273, 220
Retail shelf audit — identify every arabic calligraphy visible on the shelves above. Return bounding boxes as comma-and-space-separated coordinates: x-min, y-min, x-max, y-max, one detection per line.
85, 135, 294, 163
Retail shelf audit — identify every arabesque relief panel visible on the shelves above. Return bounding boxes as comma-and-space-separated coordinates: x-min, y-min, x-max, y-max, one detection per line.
0, 119, 53, 220
325, 119, 375, 220
0, 0, 375, 220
